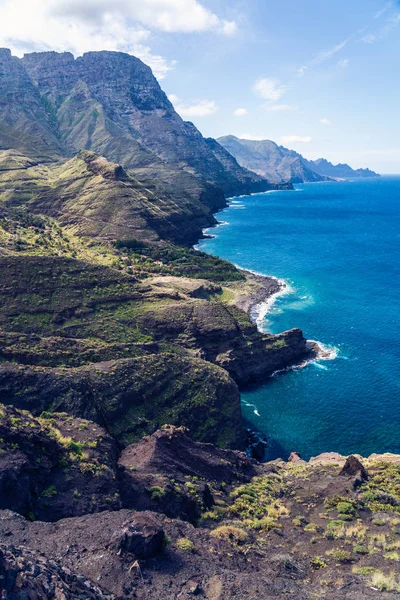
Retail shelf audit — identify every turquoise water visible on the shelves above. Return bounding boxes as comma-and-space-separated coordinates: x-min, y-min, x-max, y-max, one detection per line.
197, 177, 400, 460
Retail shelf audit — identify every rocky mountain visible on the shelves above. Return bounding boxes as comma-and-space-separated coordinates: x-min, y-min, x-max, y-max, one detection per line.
0, 48, 283, 204
217, 135, 328, 183
217, 135, 379, 183
310, 157, 379, 179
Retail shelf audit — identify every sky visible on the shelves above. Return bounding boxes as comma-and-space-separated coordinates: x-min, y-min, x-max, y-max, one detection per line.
0, 0, 399, 172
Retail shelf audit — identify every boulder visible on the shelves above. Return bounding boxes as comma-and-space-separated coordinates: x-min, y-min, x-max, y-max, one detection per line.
339, 455, 368, 481
110, 512, 165, 559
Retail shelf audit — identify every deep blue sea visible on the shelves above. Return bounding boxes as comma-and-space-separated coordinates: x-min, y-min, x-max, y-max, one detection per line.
197, 177, 400, 460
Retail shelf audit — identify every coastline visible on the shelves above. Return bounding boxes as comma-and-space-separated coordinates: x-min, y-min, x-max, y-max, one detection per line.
227, 269, 337, 365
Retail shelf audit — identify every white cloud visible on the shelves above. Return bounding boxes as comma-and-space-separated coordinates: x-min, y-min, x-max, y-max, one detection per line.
374, 1, 394, 19
253, 78, 288, 102
320, 118, 331, 125
297, 66, 308, 77
297, 37, 350, 76
337, 58, 350, 69
361, 12, 400, 43
0, 0, 237, 81
264, 104, 297, 112
50, 0, 237, 35
311, 39, 349, 65
234, 108, 248, 117
170, 96, 219, 117
221, 20, 238, 36
280, 136, 312, 145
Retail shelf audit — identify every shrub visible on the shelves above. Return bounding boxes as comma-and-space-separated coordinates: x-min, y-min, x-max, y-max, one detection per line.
369, 571, 400, 592
150, 486, 166, 500
352, 566, 379, 575
385, 551, 400, 561
326, 548, 352, 563
176, 538, 196, 553
310, 557, 327, 569
41, 485, 57, 498
337, 501, 356, 516
304, 523, 321, 533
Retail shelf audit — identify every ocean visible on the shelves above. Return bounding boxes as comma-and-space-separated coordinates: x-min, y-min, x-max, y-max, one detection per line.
197, 177, 400, 460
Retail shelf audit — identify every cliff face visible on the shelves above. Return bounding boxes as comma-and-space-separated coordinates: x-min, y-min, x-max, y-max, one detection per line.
310, 157, 380, 179
0, 49, 277, 201
217, 135, 379, 183
217, 135, 330, 184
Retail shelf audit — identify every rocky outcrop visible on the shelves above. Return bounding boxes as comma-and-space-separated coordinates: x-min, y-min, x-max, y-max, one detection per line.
109, 512, 165, 558
0, 544, 111, 600
118, 425, 256, 522
0, 405, 121, 521
0, 354, 243, 449
1, 449, 400, 599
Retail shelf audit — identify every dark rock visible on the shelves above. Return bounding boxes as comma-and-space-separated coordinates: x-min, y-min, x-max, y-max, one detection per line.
119, 425, 256, 523
245, 429, 268, 461
0, 545, 111, 599
109, 512, 165, 558
0, 405, 121, 521
339, 456, 368, 480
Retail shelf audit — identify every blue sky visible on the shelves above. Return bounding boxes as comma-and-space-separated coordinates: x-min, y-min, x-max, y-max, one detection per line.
0, 0, 399, 171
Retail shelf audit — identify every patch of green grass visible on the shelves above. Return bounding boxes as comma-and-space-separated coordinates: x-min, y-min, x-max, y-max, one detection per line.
326, 548, 352, 563
369, 571, 400, 592
352, 566, 379, 575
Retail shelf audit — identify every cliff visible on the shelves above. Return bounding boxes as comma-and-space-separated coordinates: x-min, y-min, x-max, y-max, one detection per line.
217, 135, 379, 183
0, 48, 282, 203
217, 135, 331, 183
310, 157, 380, 179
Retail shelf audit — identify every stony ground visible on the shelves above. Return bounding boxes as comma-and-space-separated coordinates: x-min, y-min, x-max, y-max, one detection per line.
1, 418, 400, 599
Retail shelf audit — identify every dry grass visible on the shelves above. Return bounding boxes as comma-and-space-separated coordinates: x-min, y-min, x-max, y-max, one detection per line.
210, 525, 249, 545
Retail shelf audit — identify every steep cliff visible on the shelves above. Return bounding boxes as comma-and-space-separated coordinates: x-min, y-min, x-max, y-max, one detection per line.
217, 135, 379, 183
0, 49, 279, 203
217, 135, 330, 183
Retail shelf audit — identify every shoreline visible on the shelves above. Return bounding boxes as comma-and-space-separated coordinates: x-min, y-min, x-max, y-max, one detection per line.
197, 196, 339, 369
226, 266, 338, 367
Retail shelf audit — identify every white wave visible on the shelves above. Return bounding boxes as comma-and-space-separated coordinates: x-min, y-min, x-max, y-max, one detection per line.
313, 362, 329, 371
251, 279, 295, 332
254, 409, 261, 417
307, 340, 339, 361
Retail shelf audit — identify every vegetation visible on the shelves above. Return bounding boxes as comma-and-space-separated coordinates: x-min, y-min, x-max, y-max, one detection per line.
210, 525, 249, 545
176, 538, 197, 552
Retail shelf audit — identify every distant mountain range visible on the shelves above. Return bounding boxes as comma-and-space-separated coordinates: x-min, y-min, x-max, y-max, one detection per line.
217, 135, 379, 184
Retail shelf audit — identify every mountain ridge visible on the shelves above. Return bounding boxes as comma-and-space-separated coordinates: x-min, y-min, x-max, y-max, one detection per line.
0, 48, 286, 202
217, 134, 379, 183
